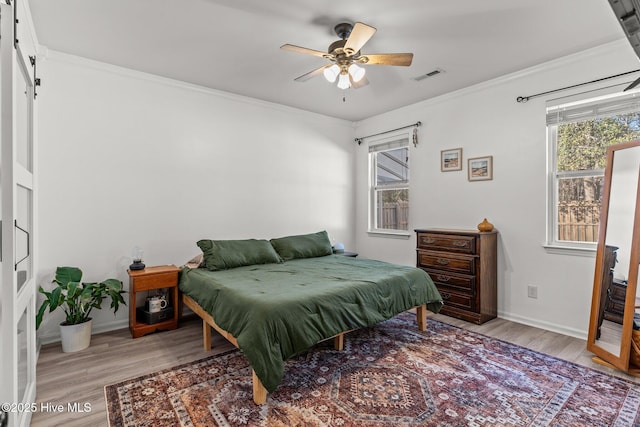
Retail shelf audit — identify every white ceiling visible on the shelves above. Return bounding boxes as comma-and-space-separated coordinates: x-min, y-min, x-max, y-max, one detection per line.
29, 0, 627, 121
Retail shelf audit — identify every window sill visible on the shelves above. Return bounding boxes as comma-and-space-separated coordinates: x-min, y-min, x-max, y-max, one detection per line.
367, 230, 411, 239
542, 244, 596, 257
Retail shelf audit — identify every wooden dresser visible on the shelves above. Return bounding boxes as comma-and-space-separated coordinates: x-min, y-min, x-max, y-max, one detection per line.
415, 228, 498, 324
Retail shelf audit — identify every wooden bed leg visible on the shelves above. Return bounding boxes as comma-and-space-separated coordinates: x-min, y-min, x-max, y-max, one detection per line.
203, 320, 212, 350
252, 370, 267, 405
334, 333, 344, 350
416, 304, 427, 331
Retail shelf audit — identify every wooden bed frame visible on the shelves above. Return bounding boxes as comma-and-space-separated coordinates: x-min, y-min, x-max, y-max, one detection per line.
182, 293, 430, 405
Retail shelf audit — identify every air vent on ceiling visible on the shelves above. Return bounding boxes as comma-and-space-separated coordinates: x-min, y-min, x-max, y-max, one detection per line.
413, 68, 445, 82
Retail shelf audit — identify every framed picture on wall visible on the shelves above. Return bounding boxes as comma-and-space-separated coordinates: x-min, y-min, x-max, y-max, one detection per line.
468, 156, 493, 181
441, 148, 462, 171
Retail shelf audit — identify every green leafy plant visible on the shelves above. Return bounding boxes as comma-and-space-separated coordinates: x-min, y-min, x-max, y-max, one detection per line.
36, 266, 126, 329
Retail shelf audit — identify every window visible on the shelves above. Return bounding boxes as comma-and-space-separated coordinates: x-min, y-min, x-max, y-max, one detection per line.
369, 134, 410, 235
547, 90, 640, 251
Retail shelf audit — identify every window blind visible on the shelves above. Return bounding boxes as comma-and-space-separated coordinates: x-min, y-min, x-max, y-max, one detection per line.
368, 137, 409, 153
547, 91, 640, 125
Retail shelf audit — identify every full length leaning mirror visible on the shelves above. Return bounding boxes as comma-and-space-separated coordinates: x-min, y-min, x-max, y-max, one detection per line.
587, 139, 640, 375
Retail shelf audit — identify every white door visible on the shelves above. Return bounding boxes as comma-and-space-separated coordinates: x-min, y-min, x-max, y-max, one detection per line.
0, 2, 38, 426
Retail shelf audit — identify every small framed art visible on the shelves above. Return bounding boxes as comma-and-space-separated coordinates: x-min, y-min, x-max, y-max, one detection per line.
441, 148, 462, 172
468, 156, 493, 181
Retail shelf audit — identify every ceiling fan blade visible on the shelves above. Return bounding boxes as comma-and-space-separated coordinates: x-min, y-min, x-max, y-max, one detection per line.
280, 44, 328, 58
351, 76, 369, 89
343, 22, 377, 56
294, 65, 330, 82
361, 53, 414, 66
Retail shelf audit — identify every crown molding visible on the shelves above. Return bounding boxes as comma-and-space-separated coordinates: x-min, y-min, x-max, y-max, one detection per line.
355, 39, 634, 125
42, 48, 353, 128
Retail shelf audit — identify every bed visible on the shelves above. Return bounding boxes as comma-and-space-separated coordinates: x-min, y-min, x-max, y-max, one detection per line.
179, 231, 442, 404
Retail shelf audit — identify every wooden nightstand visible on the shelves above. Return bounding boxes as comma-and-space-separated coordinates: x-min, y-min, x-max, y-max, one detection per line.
128, 265, 180, 338
335, 251, 358, 257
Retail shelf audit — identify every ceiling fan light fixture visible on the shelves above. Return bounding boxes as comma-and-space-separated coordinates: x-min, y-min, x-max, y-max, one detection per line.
348, 63, 365, 82
337, 73, 351, 90
323, 64, 340, 83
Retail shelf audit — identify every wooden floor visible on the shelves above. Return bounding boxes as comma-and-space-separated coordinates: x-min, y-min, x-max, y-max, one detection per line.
31, 313, 640, 426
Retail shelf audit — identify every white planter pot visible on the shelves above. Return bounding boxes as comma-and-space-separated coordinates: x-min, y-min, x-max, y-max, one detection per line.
59, 319, 92, 353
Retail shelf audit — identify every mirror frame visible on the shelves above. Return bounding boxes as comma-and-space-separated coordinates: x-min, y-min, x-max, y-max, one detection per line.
587, 139, 640, 373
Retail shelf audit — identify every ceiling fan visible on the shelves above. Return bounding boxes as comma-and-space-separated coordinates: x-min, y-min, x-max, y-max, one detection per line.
280, 22, 413, 90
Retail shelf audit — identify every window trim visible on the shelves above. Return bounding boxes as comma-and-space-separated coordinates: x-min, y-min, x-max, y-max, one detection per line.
545, 86, 640, 254
368, 130, 411, 237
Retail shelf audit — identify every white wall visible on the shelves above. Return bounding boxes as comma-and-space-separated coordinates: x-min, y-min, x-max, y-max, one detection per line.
36, 51, 356, 342
355, 40, 640, 339
36, 40, 639, 344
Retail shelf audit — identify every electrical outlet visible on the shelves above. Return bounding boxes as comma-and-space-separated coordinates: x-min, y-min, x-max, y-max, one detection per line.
527, 285, 538, 299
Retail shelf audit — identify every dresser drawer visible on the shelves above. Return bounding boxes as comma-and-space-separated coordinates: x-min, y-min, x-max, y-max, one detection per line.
609, 280, 627, 301
417, 250, 476, 275
417, 232, 476, 254
425, 268, 475, 293
438, 288, 474, 311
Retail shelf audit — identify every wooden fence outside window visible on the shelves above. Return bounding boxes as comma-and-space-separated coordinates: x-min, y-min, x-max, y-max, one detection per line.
378, 201, 409, 231
557, 201, 600, 242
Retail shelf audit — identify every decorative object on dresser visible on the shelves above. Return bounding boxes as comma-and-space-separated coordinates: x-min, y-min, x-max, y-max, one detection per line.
128, 265, 180, 338
477, 218, 494, 232
415, 228, 498, 324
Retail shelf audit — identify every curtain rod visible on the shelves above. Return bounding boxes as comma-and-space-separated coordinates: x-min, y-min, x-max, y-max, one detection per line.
516, 69, 640, 103
355, 121, 421, 145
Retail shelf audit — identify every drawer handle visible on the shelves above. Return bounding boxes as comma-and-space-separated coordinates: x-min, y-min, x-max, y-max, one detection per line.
436, 258, 450, 265
423, 237, 436, 244
453, 241, 469, 248
441, 292, 451, 300
437, 274, 451, 282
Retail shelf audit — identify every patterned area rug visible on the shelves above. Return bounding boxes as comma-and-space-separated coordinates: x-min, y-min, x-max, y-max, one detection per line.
105, 314, 640, 426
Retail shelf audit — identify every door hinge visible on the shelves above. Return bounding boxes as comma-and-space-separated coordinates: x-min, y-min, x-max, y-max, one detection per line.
29, 55, 40, 98
14, 219, 30, 270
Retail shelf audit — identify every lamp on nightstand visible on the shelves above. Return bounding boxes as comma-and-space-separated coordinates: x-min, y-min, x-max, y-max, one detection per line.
129, 246, 145, 271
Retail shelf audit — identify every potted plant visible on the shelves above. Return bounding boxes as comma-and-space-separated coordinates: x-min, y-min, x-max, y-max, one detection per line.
36, 266, 126, 352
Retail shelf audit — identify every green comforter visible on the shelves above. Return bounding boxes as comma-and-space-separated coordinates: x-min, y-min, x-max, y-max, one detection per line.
179, 255, 442, 393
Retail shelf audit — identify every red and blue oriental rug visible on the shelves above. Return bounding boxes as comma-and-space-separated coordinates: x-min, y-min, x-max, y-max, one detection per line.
105, 314, 640, 426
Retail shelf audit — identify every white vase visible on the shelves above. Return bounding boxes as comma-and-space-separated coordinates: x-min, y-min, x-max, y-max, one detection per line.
59, 319, 92, 353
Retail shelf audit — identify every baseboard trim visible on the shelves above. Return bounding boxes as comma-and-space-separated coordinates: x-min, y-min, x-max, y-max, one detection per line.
498, 310, 587, 341
37, 319, 129, 345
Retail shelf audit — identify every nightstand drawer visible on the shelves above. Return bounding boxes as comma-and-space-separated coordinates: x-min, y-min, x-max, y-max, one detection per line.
417, 250, 475, 275
131, 272, 178, 291
417, 232, 476, 254
425, 269, 475, 292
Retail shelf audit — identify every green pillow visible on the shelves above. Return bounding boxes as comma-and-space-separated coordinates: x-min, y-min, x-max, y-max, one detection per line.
270, 231, 333, 261
197, 239, 282, 271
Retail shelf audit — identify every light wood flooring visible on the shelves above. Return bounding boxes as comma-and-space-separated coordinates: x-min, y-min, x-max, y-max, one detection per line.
31, 313, 640, 426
